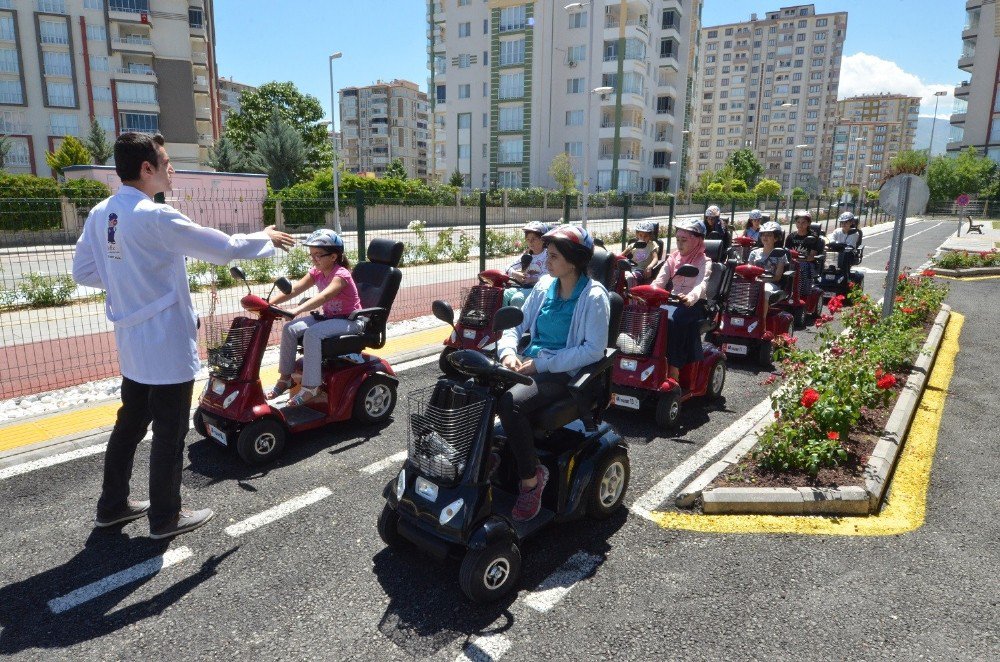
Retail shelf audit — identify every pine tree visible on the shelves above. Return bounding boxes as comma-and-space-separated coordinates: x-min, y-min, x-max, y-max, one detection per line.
205, 134, 252, 173
45, 135, 92, 177
83, 118, 113, 165
251, 111, 307, 190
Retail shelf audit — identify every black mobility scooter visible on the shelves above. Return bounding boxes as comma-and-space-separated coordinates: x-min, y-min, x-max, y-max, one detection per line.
378, 249, 626, 603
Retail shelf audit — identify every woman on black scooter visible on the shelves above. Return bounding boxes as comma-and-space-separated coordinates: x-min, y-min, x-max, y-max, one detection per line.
496, 225, 610, 522
652, 218, 712, 385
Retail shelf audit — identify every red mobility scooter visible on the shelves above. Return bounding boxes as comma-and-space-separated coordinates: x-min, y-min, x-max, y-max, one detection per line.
710, 248, 794, 367
438, 253, 533, 376
194, 239, 405, 464
609, 239, 734, 429
774, 249, 825, 329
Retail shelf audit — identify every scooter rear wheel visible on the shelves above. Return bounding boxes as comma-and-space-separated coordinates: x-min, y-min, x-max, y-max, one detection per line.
758, 341, 774, 367
655, 390, 682, 430
236, 418, 286, 465
459, 539, 522, 604
708, 360, 727, 399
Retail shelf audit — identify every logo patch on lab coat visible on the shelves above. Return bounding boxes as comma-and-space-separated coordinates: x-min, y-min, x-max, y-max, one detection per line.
107, 213, 121, 260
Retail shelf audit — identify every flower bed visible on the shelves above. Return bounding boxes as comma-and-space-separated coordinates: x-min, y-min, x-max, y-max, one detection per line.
932, 249, 1000, 270
711, 271, 948, 496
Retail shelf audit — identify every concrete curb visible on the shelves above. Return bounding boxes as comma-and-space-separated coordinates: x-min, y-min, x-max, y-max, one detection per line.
0, 343, 444, 473
931, 266, 1000, 277
683, 304, 951, 516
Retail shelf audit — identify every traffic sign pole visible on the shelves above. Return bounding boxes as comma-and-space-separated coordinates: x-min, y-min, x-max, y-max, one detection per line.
882, 176, 912, 319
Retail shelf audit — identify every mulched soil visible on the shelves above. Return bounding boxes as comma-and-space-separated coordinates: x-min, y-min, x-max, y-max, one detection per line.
714, 374, 905, 490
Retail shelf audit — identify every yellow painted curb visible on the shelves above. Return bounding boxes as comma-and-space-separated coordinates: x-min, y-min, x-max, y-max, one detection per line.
932, 274, 1000, 281
0, 324, 450, 454
649, 312, 964, 537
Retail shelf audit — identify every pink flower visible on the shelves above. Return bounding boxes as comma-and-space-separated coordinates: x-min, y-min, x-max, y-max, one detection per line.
800, 388, 820, 408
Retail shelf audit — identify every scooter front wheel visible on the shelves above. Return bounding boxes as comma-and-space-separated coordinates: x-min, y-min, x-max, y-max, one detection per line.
438, 347, 461, 378
459, 539, 522, 603
655, 390, 682, 430
588, 450, 630, 519
377, 503, 406, 550
353, 374, 397, 424
236, 418, 287, 465
192, 408, 208, 438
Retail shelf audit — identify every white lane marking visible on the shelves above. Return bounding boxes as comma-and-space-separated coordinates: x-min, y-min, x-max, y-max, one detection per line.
865, 222, 946, 257
47, 546, 192, 614
393, 353, 440, 372
0, 443, 108, 481
360, 450, 407, 475
224, 487, 332, 537
456, 634, 512, 662
629, 397, 774, 519
523, 551, 604, 613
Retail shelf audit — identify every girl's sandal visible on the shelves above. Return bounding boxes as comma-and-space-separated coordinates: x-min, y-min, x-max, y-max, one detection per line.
266, 378, 294, 399
288, 386, 321, 407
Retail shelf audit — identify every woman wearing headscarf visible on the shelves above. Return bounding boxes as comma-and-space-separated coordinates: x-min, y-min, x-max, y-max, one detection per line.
652, 218, 712, 383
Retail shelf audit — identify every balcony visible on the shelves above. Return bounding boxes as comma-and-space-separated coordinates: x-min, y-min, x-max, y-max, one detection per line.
198, 133, 213, 146
659, 55, 679, 72
111, 35, 153, 54
191, 50, 208, 65
113, 66, 157, 82
954, 80, 971, 97
952, 112, 966, 124
117, 98, 159, 112
37, 0, 66, 13
193, 76, 209, 93
661, 0, 682, 13
196, 106, 212, 120
604, 14, 649, 40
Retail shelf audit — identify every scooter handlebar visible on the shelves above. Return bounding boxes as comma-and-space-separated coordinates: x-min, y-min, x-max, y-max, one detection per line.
494, 363, 534, 386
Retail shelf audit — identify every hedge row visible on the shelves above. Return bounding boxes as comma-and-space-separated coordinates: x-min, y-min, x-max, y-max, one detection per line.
0, 174, 111, 231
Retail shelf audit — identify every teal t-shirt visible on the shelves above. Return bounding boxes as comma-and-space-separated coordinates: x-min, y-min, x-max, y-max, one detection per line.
523, 276, 588, 358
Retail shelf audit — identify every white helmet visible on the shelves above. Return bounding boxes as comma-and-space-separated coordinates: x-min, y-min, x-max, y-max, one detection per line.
760, 221, 782, 235
838, 211, 855, 224
748, 209, 762, 220
635, 220, 657, 234
304, 228, 345, 250
675, 218, 707, 236
705, 205, 721, 218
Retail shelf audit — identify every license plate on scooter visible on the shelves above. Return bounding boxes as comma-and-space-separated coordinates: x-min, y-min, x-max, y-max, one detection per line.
612, 393, 641, 410
724, 343, 748, 356
463, 329, 477, 340
206, 423, 228, 446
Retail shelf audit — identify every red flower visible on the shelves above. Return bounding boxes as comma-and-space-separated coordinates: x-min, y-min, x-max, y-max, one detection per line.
827, 431, 840, 440
898, 274, 907, 282
762, 373, 779, 386
895, 296, 904, 303
774, 410, 781, 419
922, 269, 935, 277
830, 345, 845, 357
800, 388, 820, 408
901, 307, 915, 314
876, 373, 897, 390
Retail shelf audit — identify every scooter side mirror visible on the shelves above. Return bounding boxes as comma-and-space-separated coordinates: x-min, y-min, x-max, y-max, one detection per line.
274, 277, 293, 295
230, 266, 247, 283
432, 300, 455, 327
491, 306, 523, 332
674, 264, 700, 278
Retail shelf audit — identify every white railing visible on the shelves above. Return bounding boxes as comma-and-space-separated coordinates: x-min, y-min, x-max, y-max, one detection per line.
40, 34, 70, 44
113, 35, 152, 46
114, 66, 155, 76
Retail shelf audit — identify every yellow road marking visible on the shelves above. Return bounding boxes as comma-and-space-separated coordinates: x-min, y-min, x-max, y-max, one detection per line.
649, 313, 964, 536
0, 325, 451, 453
932, 274, 1000, 281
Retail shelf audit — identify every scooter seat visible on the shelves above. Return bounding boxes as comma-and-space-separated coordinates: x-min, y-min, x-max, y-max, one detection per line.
530, 398, 582, 439
768, 290, 787, 305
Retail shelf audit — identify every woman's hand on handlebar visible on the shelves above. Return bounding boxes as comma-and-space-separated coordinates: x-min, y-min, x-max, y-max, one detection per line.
501, 354, 521, 371
516, 359, 537, 376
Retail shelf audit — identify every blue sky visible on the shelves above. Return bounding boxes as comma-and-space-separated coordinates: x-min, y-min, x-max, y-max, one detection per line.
215, 0, 965, 124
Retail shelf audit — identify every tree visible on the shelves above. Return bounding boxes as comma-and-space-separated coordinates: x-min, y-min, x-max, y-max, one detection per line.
383, 158, 408, 180
251, 112, 307, 191
886, 149, 928, 179
448, 169, 465, 188
548, 152, 578, 194
224, 81, 332, 176
45, 136, 92, 177
205, 134, 254, 173
926, 146, 997, 201
0, 133, 10, 171
725, 148, 764, 187
753, 178, 781, 198
82, 118, 113, 165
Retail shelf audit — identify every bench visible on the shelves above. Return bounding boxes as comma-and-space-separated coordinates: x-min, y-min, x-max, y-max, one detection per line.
967, 215, 984, 234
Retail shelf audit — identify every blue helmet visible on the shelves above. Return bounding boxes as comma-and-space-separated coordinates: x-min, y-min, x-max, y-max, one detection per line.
304, 229, 344, 251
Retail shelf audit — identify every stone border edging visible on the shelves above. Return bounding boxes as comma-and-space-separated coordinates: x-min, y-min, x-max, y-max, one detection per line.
931, 266, 1000, 277
678, 304, 952, 516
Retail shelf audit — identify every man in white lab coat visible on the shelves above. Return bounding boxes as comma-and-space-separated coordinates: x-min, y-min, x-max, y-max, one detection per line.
73, 133, 295, 539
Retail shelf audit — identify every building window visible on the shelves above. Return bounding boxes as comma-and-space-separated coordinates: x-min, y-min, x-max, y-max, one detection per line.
564, 141, 583, 157
660, 38, 677, 58
189, 8, 203, 28
90, 55, 110, 72
0, 48, 18, 74
0, 79, 23, 104
457, 144, 471, 159
108, 0, 148, 12
435, 84, 445, 103
84, 0, 103, 8
498, 105, 523, 131
498, 136, 523, 163
458, 22, 470, 37
39, 20, 69, 45
86, 24, 107, 41
498, 72, 524, 99
565, 110, 583, 126
119, 111, 158, 134
117, 82, 157, 104
93, 85, 112, 101
497, 170, 520, 188
49, 113, 79, 136
661, 9, 678, 29
568, 9, 587, 29
567, 77, 584, 94
457, 84, 470, 99
42, 51, 72, 77
457, 53, 471, 69
0, 16, 16, 41
46, 81, 75, 107
499, 5, 526, 32
568, 45, 586, 63
499, 38, 525, 65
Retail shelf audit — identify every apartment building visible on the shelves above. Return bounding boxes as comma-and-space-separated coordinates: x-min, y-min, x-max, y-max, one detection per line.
217, 75, 253, 127
830, 93, 919, 190
427, 0, 701, 193
948, 1, 1000, 161
0, 0, 219, 176
339, 78, 429, 181
689, 4, 846, 194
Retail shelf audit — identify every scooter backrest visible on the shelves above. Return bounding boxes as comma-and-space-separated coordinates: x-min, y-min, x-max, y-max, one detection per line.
478, 269, 509, 286
732, 236, 756, 249
627, 284, 672, 308
588, 247, 617, 290
353, 239, 405, 311
704, 239, 725, 263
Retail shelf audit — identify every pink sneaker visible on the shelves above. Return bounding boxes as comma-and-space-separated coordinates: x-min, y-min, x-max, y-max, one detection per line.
512, 464, 549, 521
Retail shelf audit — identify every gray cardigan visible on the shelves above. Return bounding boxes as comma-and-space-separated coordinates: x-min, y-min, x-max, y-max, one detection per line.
498, 275, 610, 376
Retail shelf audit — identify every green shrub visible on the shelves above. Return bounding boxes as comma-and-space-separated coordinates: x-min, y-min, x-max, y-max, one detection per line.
933, 249, 1000, 269
18, 273, 76, 307
242, 257, 279, 284
0, 174, 62, 231
61, 179, 111, 206
282, 246, 311, 279
212, 264, 235, 288
484, 229, 522, 258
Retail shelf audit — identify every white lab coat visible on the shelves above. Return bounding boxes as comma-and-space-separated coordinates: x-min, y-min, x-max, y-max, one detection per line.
73, 186, 278, 385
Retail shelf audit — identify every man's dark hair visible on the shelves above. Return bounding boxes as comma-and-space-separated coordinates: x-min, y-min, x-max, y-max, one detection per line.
114, 132, 165, 182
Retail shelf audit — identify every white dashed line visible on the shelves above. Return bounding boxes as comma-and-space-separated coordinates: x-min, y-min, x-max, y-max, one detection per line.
456, 633, 512, 662
224, 487, 332, 537
865, 222, 946, 257
360, 451, 407, 474
47, 546, 193, 614
523, 551, 604, 613
0, 443, 108, 482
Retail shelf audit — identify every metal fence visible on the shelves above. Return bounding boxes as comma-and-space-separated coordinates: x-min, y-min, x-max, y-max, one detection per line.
0, 190, 893, 399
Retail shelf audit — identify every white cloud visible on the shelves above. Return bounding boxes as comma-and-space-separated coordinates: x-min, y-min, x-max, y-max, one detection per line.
840, 52, 956, 119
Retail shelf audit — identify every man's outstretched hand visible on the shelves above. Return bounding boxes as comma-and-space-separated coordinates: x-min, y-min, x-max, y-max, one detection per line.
264, 226, 295, 252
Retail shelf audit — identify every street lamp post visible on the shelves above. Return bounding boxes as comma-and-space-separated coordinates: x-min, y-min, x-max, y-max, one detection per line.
859, 162, 873, 221
328, 51, 343, 231
927, 90, 947, 154
565, 2, 598, 227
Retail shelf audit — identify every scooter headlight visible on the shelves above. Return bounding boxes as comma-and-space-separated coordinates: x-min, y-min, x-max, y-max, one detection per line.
395, 468, 406, 501
439, 498, 464, 526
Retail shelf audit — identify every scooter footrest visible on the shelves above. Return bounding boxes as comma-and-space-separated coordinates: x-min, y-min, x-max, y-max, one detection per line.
492, 488, 556, 539
281, 405, 327, 427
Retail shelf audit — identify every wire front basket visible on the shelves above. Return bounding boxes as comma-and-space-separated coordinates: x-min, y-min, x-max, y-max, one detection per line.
727, 279, 761, 315
207, 317, 256, 380
458, 285, 502, 328
616, 305, 661, 355
407, 382, 487, 483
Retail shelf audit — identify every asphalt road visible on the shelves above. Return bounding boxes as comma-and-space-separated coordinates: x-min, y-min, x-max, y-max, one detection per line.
3, 219, 996, 661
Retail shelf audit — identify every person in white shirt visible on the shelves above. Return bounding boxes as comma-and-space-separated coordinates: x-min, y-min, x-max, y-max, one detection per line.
73, 133, 294, 539
830, 212, 861, 248
503, 221, 549, 308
